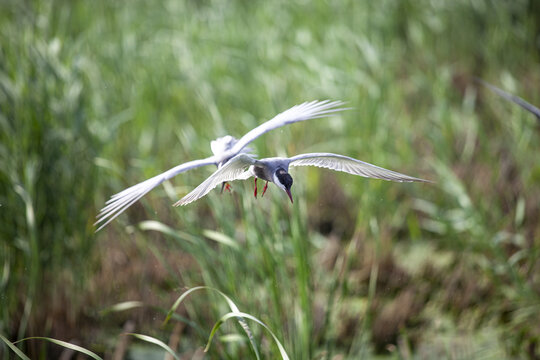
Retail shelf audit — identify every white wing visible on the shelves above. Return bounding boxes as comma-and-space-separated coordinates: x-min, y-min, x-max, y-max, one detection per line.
173, 154, 258, 206
288, 153, 430, 182
230, 100, 349, 154
95, 156, 216, 231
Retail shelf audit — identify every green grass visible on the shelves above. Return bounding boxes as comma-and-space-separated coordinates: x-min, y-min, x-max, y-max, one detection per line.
1, 0, 540, 358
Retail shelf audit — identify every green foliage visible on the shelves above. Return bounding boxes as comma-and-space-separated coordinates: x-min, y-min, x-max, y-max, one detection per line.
0, 0, 102, 344
1, 0, 539, 359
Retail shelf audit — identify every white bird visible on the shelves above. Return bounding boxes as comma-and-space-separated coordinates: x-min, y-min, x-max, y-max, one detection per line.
95, 100, 348, 230
174, 153, 431, 206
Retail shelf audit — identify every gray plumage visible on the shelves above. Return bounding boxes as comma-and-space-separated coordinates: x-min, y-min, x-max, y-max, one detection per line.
174, 152, 430, 206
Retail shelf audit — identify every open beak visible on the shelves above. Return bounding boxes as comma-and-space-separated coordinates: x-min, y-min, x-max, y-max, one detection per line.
285, 189, 293, 204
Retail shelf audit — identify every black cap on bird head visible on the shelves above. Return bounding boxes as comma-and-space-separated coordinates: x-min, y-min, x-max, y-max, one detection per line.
276, 168, 294, 203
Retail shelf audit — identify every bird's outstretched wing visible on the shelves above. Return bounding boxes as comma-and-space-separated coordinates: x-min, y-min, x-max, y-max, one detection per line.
95, 156, 216, 231
477, 78, 540, 121
174, 154, 257, 206
287, 153, 430, 183
230, 100, 349, 154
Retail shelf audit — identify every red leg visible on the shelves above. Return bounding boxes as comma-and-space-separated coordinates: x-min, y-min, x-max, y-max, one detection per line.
254, 178, 258, 198
262, 181, 269, 197
225, 183, 231, 192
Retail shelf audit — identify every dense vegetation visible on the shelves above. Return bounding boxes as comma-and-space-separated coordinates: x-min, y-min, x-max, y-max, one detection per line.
1, 0, 539, 358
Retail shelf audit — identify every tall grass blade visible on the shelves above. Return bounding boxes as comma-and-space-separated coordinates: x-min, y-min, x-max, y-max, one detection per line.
12, 337, 102, 360
164, 286, 260, 360
139, 220, 198, 244
202, 230, 240, 250
126, 333, 179, 360
205, 311, 290, 360
100, 301, 145, 316
0, 334, 31, 360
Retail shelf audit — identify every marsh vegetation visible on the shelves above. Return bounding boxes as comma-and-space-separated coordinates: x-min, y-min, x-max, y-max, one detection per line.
1, 0, 539, 358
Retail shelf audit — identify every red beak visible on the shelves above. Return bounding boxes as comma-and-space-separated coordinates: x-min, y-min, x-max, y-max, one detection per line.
285, 189, 293, 204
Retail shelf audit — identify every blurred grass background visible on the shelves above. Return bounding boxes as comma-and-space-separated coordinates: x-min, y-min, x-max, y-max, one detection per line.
1, 0, 540, 358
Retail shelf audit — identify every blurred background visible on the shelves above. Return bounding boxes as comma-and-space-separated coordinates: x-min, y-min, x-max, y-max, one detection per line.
1, 0, 540, 358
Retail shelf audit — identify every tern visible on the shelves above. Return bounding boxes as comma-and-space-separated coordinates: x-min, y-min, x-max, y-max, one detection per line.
174, 153, 430, 206
96, 100, 348, 230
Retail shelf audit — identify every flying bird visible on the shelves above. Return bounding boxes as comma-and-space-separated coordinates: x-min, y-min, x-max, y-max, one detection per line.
95, 100, 348, 230
476, 78, 540, 121
174, 153, 430, 206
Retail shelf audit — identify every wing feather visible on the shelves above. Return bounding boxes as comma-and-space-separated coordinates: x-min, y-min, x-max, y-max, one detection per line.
231, 100, 349, 154
288, 153, 430, 183
95, 156, 216, 231
477, 78, 540, 120
173, 154, 258, 206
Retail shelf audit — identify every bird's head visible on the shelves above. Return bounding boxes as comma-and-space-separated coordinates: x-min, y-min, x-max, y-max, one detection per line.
273, 168, 294, 203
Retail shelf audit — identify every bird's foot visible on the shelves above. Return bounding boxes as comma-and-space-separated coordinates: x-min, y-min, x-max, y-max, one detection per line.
254, 178, 258, 198
220, 182, 230, 194
261, 181, 268, 197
